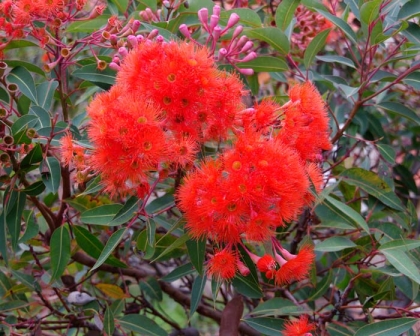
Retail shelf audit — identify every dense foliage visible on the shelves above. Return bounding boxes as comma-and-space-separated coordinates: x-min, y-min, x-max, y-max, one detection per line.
0, 0, 419, 335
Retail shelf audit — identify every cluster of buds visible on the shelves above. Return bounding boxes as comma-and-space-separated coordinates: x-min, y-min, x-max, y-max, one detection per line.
179, 5, 255, 75
140, 0, 185, 23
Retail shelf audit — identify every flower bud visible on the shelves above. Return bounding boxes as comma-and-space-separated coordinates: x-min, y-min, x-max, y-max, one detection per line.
156, 35, 164, 43
198, 8, 209, 30
213, 5, 221, 16
226, 13, 240, 29
212, 26, 221, 41
209, 14, 219, 32
127, 35, 138, 49
232, 25, 243, 40
179, 24, 191, 38
240, 41, 254, 54
118, 47, 128, 57
110, 34, 118, 46
109, 62, 121, 71
147, 29, 159, 39
238, 68, 254, 76
239, 51, 257, 63
132, 20, 141, 33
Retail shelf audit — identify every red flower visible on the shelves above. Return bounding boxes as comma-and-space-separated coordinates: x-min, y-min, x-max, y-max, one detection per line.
278, 81, 332, 162
275, 245, 315, 286
304, 162, 323, 204
207, 249, 237, 280
282, 315, 315, 336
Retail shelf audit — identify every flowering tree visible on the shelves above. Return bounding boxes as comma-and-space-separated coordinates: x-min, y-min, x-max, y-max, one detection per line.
0, 0, 419, 335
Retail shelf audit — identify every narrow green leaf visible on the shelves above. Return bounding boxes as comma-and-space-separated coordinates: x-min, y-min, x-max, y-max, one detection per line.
140, 22, 179, 42
4, 60, 44, 76
376, 144, 395, 164
11, 270, 35, 291
186, 237, 206, 275
151, 233, 189, 262
117, 314, 166, 336
354, 318, 417, 336
0, 213, 7, 264
247, 27, 289, 55
403, 72, 420, 90
0, 300, 30, 312
41, 157, 61, 194
360, 0, 381, 24
340, 168, 404, 211
140, 277, 162, 302
36, 80, 58, 111
236, 56, 288, 73
221, 9, 262, 28
20, 144, 43, 168
398, 1, 420, 20
316, 55, 356, 68
232, 274, 263, 299
7, 66, 37, 102
244, 318, 285, 336
73, 226, 127, 268
308, 270, 333, 300
79, 175, 103, 195
72, 64, 116, 89
401, 22, 420, 45
381, 250, 420, 284
108, 196, 140, 226
316, 10, 357, 43
251, 298, 309, 317
5, 190, 26, 250
19, 210, 39, 243
67, 15, 111, 32
80, 204, 123, 225
377, 102, 420, 125
162, 263, 195, 282
379, 239, 420, 252
275, 0, 300, 31
50, 225, 71, 282
146, 218, 156, 247
110, 0, 128, 13
90, 228, 126, 272
190, 275, 207, 317
315, 236, 356, 252
11, 115, 39, 144
145, 194, 174, 214
304, 29, 331, 68
29, 106, 51, 129
103, 305, 115, 336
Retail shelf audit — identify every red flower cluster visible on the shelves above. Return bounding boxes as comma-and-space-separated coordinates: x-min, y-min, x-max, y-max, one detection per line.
282, 315, 315, 336
85, 40, 244, 197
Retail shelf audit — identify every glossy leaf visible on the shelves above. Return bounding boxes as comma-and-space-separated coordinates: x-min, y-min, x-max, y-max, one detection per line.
360, 0, 381, 24
108, 196, 140, 226
304, 29, 331, 69
36, 81, 58, 111
73, 225, 127, 268
20, 144, 43, 168
377, 102, 420, 126
308, 270, 333, 301
72, 64, 116, 89
140, 277, 162, 302
232, 274, 263, 299
186, 237, 206, 275
221, 8, 262, 28
151, 233, 189, 262
162, 263, 196, 282
381, 249, 420, 284
377, 144, 396, 164
41, 157, 61, 194
247, 28, 289, 55
190, 275, 207, 317
236, 56, 288, 73
316, 55, 356, 68
103, 305, 115, 336
251, 298, 309, 317
80, 204, 123, 225
67, 15, 111, 32
340, 168, 404, 211
379, 239, 420, 252
50, 225, 71, 282
4, 60, 45, 76
398, 1, 420, 20
7, 66, 37, 103
315, 237, 357, 252
354, 318, 417, 336
117, 314, 166, 336
11, 115, 39, 144
244, 318, 285, 336
316, 10, 357, 43
275, 0, 300, 31
90, 228, 127, 272
5, 190, 26, 250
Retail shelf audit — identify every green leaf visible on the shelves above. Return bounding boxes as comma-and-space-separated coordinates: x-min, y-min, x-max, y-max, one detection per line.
398, 1, 420, 20
232, 274, 263, 299
140, 277, 162, 301
7, 66, 37, 102
401, 22, 420, 45
67, 15, 111, 32
304, 29, 331, 69
29, 106, 51, 129
41, 157, 61, 194
354, 318, 417, 336
20, 144, 43, 168
376, 144, 395, 164
0, 214, 8, 264
0, 300, 30, 312
73, 226, 127, 268
251, 298, 310, 317
117, 314, 166, 336
315, 237, 357, 252
247, 27, 289, 55
80, 204, 123, 225
316, 55, 356, 68
244, 318, 285, 336
162, 263, 196, 282
186, 237, 206, 275
72, 64, 116, 89
80, 175, 103, 195
381, 250, 420, 284
190, 275, 207, 317
221, 9, 262, 28
236, 56, 288, 73
4, 40, 38, 50
379, 239, 420, 252
36, 80, 58, 111
50, 225, 71, 282
108, 196, 140, 226
140, 22, 179, 42
360, 0, 381, 24
11, 115, 39, 144
316, 10, 357, 44
315, 196, 370, 234
145, 194, 175, 213
308, 270, 333, 300
340, 168, 404, 211
110, 0, 128, 13
103, 305, 115, 336
19, 210, 39, 243
275, 0, 300, 31
5, 190, 26, 250
403, 72, 420, 90
90, 228, 127, 272
151, 233, 189, 262
4, 60, 45, 76
377, 102, 420, 125
146, 218, 156, 247
11, 270, 35, 291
